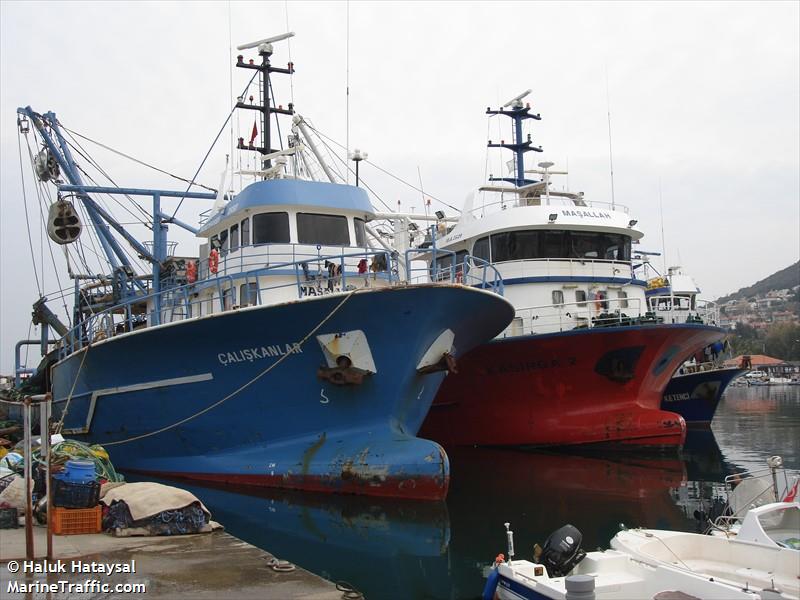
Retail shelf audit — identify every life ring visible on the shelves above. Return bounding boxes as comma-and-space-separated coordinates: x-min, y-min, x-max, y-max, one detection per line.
208, 249, 219, 274
594, 291, 604, 313
186, 260, 198, 283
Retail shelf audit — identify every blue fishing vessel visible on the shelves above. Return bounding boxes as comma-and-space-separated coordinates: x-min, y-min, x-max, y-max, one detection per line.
645, 266, 743, 424
11, 33, 513, 500
661, 366, 746, 425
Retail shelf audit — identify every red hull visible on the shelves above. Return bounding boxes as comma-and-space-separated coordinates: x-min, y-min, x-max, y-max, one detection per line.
124, 468, 449, 501
420, 324, 723, 448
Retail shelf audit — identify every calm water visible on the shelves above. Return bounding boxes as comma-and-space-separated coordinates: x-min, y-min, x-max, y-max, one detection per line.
162, 385, 800, 600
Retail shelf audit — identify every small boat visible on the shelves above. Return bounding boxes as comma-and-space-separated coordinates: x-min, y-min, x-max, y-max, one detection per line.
611, 455, 800, 599
707, 454, 800, 542
649, 267, 746, 424
611, 506, 799, 599
661, 365, 747, 425
482, 522, 769, 600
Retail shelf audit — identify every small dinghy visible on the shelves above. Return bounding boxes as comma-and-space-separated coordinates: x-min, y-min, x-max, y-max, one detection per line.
483, 523, 773, 600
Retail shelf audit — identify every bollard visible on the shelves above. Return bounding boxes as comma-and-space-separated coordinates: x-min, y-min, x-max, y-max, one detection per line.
565, 574, 595, 600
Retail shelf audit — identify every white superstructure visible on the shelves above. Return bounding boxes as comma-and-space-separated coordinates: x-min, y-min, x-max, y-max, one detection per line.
410, 178, 649, 337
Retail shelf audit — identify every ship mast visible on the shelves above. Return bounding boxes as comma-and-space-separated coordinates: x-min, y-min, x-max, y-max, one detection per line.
235, 33, 295, 178
487, 89, 543, 187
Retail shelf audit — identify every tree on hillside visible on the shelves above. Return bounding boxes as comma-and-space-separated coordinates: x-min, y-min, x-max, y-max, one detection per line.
729, 322, 765, 356
765, 323, 800, 361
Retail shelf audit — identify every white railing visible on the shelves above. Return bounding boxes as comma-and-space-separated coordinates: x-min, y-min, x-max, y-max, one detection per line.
647, 295, 719, 326
488, 257, 636, 281
467, 195, 630, 217
60, 247, 398, 357
504, 296, 649, 337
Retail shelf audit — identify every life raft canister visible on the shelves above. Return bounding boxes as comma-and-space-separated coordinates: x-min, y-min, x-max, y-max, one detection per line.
208, 249, 219, 274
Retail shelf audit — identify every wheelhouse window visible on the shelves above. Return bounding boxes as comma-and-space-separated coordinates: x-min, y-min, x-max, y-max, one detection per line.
297, 213, 350, 246
219, 229, 229, 253
491, 230, 540, 262
552, 290, 565, 306
472, 236, 490, 261
230, 223, 240, 251
479, 229, 632, 262
240, 217, 250, 247
354, 218, 367, 247
253, 212, 290, 244
576, 290, 587, 306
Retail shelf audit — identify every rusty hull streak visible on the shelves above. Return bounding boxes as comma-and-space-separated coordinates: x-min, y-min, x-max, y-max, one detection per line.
301, 432, 327, 475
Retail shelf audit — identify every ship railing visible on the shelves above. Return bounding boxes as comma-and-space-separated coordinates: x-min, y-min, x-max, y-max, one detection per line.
647, 295, 719, 326
484, 257, 635, 281
505, 296, 647, 337
196, 243, 394, 281
403, 249, 504, 295
707, 457, 796, 534
58, 248, 399, 358
466, 195, 630, 217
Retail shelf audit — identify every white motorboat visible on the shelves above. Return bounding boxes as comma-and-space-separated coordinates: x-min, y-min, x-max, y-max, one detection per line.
482, 523, 770, 600
611, 508, 799, 600
611, 456, 800, 600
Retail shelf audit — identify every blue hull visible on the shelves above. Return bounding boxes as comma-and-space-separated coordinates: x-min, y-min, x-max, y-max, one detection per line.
51, 285, 514, 499
660, 367, 746, 425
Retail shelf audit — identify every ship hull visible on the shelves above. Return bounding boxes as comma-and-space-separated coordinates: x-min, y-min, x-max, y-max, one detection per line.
51, 284, 514, 500
661, 367, 747, 425
420, 324, 724, 448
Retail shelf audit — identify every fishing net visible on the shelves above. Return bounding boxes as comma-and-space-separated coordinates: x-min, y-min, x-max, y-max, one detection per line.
31, 439, 124, 483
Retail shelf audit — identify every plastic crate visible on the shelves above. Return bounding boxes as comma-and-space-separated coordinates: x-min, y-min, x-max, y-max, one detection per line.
52, 479, 100, 509
51, 505, 102, 535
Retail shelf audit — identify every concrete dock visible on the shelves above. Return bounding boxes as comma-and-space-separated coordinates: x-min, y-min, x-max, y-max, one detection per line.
1, 524, 347, 599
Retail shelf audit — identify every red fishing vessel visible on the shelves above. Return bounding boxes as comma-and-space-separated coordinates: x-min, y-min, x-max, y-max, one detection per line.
413, 91, 723, 449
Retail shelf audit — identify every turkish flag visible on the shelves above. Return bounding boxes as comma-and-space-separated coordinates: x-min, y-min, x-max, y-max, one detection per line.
249, 120, 258, 146
783, 478, 799, 502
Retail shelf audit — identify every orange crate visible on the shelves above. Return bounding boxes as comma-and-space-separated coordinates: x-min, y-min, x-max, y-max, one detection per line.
51, 505, 102, 535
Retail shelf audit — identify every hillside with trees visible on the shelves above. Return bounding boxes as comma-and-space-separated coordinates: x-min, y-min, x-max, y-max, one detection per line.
718, 262, 799, 361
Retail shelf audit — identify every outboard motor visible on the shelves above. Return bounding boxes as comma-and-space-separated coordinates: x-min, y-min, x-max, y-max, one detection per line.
537, 524, 586, 577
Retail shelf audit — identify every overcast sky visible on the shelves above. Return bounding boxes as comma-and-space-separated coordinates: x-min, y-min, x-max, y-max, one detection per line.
1, 1, 798, 372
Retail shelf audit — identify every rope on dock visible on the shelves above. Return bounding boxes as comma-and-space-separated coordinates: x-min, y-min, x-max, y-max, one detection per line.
335, 581, 365, 599
266, 557, 296, 572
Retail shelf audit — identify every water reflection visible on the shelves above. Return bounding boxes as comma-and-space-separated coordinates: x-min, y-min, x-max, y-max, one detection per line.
131, 386, 798, 600
165, 482, 453, 600
713, 385, 800, 471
